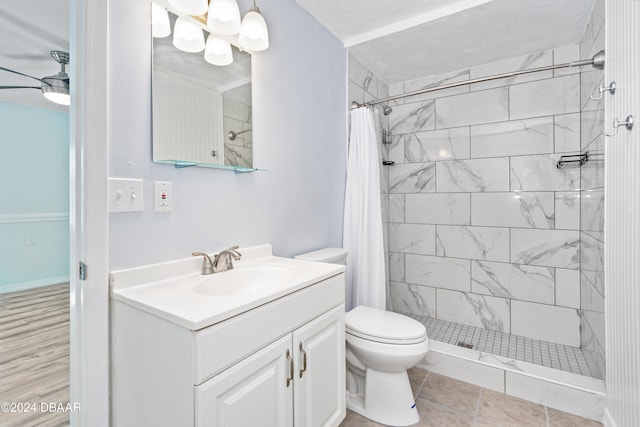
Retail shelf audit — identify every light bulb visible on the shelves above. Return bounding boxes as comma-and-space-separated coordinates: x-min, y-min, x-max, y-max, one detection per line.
207, 0, 241, 35
41, 75, 70, 106
238, 7, 269, 52
173, 16, 205, 53
151, 3, 171, 38
43, 92, 71, 106
204, 35, 233, 66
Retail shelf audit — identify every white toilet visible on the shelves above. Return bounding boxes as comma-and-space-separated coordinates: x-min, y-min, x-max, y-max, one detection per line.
295, 248, 430, 426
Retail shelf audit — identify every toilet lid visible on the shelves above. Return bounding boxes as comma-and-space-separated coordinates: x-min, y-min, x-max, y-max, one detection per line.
345, 306, 427, 345
294, 248, 347, 263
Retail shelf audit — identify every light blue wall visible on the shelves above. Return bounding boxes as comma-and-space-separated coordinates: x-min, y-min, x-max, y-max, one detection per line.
108, 0, 347, 269
0, 101, 69, 290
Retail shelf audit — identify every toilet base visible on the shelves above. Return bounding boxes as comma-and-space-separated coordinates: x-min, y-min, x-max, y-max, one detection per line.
346, 368, 419, 426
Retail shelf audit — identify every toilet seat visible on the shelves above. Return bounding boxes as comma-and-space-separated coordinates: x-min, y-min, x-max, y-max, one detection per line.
345, 306, 427, 345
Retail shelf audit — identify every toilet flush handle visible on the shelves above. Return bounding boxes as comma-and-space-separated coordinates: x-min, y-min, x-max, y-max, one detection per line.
299, 343, 307, 378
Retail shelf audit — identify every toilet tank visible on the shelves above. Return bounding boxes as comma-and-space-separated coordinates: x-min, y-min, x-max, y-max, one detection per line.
295, 248, 348, 265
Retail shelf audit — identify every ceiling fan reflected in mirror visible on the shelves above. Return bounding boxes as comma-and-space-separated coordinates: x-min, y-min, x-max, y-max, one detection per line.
0, 50, 70, 106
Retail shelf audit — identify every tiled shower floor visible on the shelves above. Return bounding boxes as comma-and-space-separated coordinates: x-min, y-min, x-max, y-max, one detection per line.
403, 313, 594, 378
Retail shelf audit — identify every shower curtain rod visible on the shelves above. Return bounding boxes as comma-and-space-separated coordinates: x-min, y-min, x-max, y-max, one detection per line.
352, 50, 605, 109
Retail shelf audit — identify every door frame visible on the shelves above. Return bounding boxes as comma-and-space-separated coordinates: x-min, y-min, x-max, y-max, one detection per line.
69, 0, 110, 425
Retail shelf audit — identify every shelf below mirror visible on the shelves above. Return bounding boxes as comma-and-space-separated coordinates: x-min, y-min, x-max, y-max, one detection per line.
156, 159, 263, 173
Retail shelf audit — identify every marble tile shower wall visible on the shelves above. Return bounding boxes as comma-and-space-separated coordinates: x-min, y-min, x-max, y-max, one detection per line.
223, 96, 252, 168
386, 45, 585, 348
579, 0, 605, 380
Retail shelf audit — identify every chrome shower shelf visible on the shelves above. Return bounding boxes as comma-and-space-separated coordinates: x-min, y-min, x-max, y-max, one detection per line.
557, 152, 590, 169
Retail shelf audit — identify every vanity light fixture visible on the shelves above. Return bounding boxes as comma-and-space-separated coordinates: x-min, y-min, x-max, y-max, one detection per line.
156, 0, 270, 67
204, 35, 233, 66
168, 0, 208, 16
207, 0, 241, 35
173, 16, 206, 52
238, 0, 269, 52
152, 3, 171, 38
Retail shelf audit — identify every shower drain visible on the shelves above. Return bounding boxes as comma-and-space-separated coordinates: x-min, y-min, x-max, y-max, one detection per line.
457, 341, 474, 349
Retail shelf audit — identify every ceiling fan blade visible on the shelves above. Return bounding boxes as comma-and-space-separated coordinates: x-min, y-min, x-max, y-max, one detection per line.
0, 86, 40, 90
0, 66, 46, 84
3, 53, 49, 61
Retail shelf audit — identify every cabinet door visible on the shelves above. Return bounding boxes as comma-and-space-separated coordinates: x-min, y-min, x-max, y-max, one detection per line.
293, 305, 345, 427
196, 335, 294, 427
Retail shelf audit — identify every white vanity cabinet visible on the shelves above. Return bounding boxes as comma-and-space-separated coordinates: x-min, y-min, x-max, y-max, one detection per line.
292, 306, 345, 427
196, 334, 294, 427
111, 271, 346, 427
196, 306, 344, 427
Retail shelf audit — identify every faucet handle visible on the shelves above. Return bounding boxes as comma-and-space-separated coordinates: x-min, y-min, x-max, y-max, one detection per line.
192, 252, 214, 275
228, 246, 241, 260
212, 246, 242, 272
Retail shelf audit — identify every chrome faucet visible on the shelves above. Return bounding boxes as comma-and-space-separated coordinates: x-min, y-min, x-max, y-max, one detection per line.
212, 246, 242, 272
192, 252, 215, 275
192, 246, 242, 275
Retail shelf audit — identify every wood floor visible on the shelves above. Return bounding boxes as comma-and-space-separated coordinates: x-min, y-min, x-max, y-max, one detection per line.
0, 283, 70, 427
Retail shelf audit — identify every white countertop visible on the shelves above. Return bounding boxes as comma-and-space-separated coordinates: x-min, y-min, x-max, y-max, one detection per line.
110, 245, 345, 330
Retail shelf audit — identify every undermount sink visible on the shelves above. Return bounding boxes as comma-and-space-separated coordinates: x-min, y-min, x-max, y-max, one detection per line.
193, 265, 296, 296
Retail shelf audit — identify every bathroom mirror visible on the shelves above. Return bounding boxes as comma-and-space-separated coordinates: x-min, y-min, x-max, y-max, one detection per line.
152, 12, 253, 171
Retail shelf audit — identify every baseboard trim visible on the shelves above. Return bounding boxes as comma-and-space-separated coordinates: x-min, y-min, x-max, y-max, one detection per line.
0, 276, 70, 294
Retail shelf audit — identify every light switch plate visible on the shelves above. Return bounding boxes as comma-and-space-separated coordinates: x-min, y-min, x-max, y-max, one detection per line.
108, 178, 144, 213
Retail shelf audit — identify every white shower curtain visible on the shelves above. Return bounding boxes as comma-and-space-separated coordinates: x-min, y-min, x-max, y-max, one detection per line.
343, 107, 386, 311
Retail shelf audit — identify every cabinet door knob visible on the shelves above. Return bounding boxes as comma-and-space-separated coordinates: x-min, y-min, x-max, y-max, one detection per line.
286, 349, 294, 387
299, 343, 307, 379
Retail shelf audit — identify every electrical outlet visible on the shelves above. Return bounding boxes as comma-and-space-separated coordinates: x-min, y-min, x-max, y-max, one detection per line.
108, 178, 144, 213
154, 181, 172, 212
26, 235, 38, 246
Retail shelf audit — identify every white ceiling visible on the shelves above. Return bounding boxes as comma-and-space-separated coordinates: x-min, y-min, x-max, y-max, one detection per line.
0, 0, 69, 111
0, 0, 598, 108
296, 0, 596, 84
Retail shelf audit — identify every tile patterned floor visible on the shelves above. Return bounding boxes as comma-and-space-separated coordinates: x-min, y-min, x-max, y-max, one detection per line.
403, 314, 592, 378
339, 368, 603, 427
